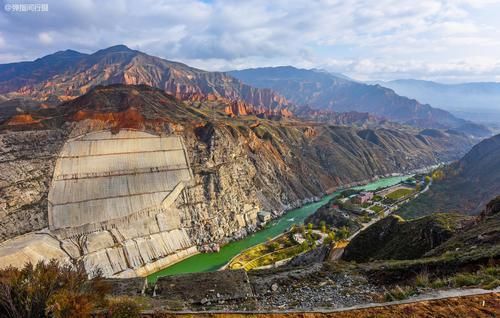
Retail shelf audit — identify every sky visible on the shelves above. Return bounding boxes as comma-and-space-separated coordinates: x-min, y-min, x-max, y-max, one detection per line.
1, 0, 500, 82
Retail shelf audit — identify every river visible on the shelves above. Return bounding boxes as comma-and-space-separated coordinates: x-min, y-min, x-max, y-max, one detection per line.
147, 175, 412, 283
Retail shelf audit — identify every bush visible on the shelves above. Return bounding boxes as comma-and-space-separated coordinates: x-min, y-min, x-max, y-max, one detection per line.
430, 278, 448, 289
108, 297, 141, 318
0, 260, 110, 318
384, 285, 416, 301
452, 273, 481, 287
0, 260, 90, 318
266, 241, 280, 252
46, 290, 93, 318
414, 272, 430, 288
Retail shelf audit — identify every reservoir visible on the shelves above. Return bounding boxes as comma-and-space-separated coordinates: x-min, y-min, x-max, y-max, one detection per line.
147, 175, 411, 282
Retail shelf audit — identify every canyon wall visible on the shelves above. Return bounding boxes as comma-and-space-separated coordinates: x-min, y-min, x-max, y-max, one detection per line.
0, 85, 475, 277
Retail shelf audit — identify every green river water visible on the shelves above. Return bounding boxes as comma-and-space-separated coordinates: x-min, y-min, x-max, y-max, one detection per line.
147, 175, 411, 283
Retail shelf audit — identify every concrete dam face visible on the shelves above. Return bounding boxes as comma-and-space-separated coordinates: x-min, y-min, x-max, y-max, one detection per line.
0, 130, 199, 277
48, 130, 193, 230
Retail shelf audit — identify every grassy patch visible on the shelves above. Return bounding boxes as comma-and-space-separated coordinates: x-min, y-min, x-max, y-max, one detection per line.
385, 188, 414, 200
228, 234, 300, 270
450, 266, 500, 289
369, 205, 384, 214
384, 285, 417, 301
414, 271, 430, 288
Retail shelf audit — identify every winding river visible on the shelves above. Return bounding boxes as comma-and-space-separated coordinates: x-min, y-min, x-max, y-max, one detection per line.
147, 175, 412, 283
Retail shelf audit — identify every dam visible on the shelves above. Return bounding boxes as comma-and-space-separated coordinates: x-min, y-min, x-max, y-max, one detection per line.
0, 129, 199, 277
48, 130, 192, 231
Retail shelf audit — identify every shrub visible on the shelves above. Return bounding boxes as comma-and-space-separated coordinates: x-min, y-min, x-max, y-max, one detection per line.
384, 285, 416, 302
0, 260, 110, 318
0, 260, 90, 318
414, 272, 430, 288
482, 279, 500, 290
430, 278, 448, 289
452, 273, 481, 287
266, 241, 280, 252
108, 297, 141, 318
46, 290, 93, 318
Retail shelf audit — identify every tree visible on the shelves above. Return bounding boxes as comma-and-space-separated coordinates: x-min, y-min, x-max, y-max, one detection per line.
319, 221, 327, 233
300, 241, 309, 251
337, 226, 350, 240
267, 241, 280, 252
299, 224, 306, 235
432, 170, 445, 181
328, 231, 336, 242
307, 223, 314, 230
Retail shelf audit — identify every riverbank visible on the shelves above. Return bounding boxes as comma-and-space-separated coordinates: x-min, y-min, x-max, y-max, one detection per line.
147, 175, 413, 283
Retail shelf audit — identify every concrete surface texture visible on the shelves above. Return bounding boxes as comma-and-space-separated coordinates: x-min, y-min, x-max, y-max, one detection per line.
0, 129, 198, 277
48, 130, 192, 229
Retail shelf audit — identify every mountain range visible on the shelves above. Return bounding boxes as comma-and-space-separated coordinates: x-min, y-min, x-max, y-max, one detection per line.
0, 46, 490, 136
0, 45, 291, 118
229, 66, 490, 136
377, 79, 500, 125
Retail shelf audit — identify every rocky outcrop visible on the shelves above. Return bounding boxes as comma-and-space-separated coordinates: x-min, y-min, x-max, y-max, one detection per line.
0, 85, 476, 277
0, 130, 67, 241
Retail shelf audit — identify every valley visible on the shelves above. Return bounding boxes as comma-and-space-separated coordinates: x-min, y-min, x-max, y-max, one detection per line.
0, 43, 498, 316
147, 175, 412, 282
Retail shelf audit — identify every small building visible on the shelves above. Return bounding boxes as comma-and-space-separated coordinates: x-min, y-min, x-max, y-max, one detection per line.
257, 211, 272, 223
351, 191, 374, 204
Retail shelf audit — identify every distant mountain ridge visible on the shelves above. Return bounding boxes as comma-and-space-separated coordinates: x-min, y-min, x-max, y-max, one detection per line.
0, 47, 490, 136
229, 66, 490, 136
376, 79, 500, 124
0, 45, 291, 117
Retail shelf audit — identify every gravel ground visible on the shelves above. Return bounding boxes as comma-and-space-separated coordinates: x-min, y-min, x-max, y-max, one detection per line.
249, 263, 383, 310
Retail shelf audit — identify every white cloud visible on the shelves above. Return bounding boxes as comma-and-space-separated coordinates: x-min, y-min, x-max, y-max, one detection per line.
38, 32, 53, 45
0, 0, 499, 82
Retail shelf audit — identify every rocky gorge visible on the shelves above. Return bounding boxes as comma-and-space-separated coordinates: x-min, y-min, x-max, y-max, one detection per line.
0, 84, 476, 278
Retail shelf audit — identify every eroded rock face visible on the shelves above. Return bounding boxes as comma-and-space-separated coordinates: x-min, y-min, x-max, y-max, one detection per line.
0, 85, 476, 277
0, 130, 67, 241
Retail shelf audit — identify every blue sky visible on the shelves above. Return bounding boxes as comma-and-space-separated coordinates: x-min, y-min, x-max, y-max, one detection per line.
1, 0, 500, 82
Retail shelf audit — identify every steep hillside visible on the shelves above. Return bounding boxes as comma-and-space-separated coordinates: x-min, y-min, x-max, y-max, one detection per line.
342, 196, 499, 286
0, 49, 86, 94
0, 45, 291, 117
378, 79, 500, 124
229, 67, 490, 136
0, 84, 475, 276
398, 134, 500, 218
342, 214, 472, 262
